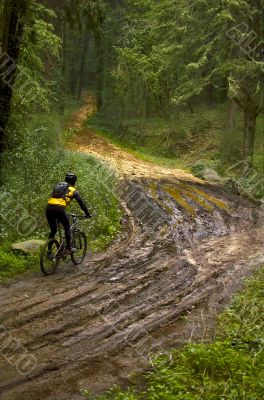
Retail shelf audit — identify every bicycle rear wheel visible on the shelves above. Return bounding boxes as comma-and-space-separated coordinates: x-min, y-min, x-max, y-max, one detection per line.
71, 231, 87, 265
40, 239, 60, 276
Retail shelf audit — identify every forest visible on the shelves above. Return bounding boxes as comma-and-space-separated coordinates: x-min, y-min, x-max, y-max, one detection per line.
0, 0, 263, 399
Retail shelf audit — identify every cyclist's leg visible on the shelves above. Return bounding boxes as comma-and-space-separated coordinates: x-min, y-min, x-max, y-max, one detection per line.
56, 209, 71, 250
46, 206, 58, 251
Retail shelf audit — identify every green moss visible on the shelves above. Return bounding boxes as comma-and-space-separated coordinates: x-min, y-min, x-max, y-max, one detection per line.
164, 185, 196, 217
175, 185, 214, 212
178, 182, 231, 213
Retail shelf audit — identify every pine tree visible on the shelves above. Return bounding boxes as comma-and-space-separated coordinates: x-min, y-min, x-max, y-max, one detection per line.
171, 0, 264, 162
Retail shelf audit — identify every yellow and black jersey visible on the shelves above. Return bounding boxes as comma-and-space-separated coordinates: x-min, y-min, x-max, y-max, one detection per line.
48, 186, 76, 207
48, 183, 90, 216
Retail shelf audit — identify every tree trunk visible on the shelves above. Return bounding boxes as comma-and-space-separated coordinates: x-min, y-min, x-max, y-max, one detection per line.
227, 99, 237, 129
68, 33, 78, 96
206, 82, 214, 105
0, 0, 28, 154
95, 36, 104, 112
188, 101, 194, 115
76, 33, 89, 101
243, 108, 257, 162
59, 18, 66, 114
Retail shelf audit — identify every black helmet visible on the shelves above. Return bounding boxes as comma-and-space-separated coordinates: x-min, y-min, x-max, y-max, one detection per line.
65, 172, 77, 185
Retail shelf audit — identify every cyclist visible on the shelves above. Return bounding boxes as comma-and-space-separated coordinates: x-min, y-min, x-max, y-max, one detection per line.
46, 172, 91, 255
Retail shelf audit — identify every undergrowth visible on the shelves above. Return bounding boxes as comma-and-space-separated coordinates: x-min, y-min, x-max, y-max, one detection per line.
82, 267, 264, 399
0, 246, 39, 281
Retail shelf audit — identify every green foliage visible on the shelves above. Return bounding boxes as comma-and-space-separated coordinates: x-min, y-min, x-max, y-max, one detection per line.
18, 1, 61, 112
0, 245, 38, 281
82, 386, 138, 400
0, 0, 120, 281
218, 269, 264, 346
191, 161, 208, 180
84, 267, 264, 399
142, 343, 264, 399
60, 127, 80, 147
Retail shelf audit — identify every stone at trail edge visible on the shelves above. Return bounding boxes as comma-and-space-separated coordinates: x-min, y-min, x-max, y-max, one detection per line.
12, 240, 45, 255
202, 167, 224, 183
191, 160, 224, 183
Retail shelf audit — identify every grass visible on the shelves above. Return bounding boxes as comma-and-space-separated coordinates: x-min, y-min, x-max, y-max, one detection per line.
0, 245, 39, 282
82, 266, 264, 399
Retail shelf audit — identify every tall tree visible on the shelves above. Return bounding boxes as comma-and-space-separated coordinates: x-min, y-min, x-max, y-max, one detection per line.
170, 0, 264, 162
98, 0, 263, 163
41, 0, 105, 109
62, 0, 105, 107
0, 0, 30, 154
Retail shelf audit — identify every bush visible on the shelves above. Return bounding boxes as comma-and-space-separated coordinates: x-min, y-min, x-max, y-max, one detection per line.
0, 246, 38, 281
191, 160, 207, 179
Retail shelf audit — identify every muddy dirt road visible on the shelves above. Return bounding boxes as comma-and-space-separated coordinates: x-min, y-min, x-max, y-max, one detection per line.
0, 99, 264, 400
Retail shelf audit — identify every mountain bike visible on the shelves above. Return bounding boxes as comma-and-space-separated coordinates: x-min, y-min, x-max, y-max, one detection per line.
40, 213, 88, 276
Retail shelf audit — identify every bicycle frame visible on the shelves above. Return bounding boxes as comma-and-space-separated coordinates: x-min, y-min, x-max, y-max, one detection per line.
69, 214, 80, 234
41, 213, 88, 276
54, 216, 75, 260
56, 214, 85, 251
56, 214, 82, 241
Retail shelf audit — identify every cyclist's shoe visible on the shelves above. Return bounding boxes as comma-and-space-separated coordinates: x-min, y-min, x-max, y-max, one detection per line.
66, 247, 77, 255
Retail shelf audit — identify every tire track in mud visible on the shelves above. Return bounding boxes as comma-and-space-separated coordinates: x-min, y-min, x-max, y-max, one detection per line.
0, 100, 264, 400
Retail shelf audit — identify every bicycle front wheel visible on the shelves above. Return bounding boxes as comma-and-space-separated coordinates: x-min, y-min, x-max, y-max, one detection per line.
71, 231, 87, 265
40, 239, 60, 276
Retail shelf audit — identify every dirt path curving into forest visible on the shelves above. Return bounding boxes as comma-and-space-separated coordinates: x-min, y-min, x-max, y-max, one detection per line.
1, 97, 264, 400
71, 96, 199, 181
